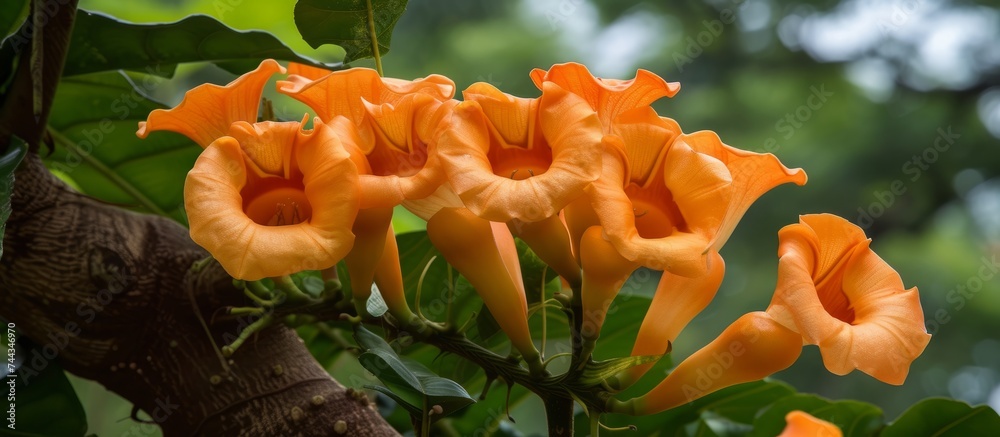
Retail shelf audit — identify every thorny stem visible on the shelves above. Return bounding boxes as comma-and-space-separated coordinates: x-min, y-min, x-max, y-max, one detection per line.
224, 273, 624, 433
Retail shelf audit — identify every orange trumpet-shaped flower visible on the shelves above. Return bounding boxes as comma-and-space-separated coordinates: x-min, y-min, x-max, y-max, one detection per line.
586, 114, 806, 277
426, 208, 544, 375
611, 312, 802, 415
533, 64, 806, 276
766, 214, 931, 385
279, 67, 457, 208
778, 411, 843, 437
182, 120, 358, 280
136, 60, 359, 280
437, 82, 604, 223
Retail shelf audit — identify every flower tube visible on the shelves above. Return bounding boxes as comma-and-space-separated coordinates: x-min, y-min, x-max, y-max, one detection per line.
766, 214, 931, 384
613, 252, 726, 389
610, 311, 802, 415
578, 226, 639, 361
426, 207, 544, 375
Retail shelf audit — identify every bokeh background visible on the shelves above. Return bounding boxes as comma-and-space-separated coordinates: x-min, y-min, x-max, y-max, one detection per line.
67, 0, 1000, 435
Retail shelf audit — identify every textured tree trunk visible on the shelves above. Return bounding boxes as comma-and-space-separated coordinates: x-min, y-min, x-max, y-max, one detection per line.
0, 1, 398, 435
1, 154, 399, 436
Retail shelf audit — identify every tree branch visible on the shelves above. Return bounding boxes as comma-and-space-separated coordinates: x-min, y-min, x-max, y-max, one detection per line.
0, 154, 400, 436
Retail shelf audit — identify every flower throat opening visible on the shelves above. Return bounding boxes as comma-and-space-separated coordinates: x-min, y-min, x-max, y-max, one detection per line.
243, 180, 312, 226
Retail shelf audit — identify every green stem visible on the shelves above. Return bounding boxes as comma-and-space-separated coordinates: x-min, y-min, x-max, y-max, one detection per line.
365, 0, 384, 76
420, 396, 431, 437
48, 128, 169, 216
569, 284, 584, 371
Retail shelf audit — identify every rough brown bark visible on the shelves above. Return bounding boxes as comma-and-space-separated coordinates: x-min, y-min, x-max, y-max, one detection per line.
1, 153, 399, 436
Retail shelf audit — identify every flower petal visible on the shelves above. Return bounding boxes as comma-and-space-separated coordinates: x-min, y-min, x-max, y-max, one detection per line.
439, 83, 603, 222
138, 59, 284, 147
529, 62, 680, 129
287, 62, 334, 81
277, 67, 455, 124
778, 411, 843, 437
227, 119, 301, 178
680, 130, 807, 251
401, 182, 464, 221
592, 140, 728, 276
610, 108, 682, 185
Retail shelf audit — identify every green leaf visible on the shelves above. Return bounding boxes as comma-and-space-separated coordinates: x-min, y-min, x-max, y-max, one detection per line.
882, 398, 1000, 437
293, 0, 408, 63
750, 394, 882, 437
689, 412, 754, 437
0, 0, 29, 46
64, 10, 341, 78
354, 326, 475, 419
45, 70, 200, 222
0, 137, 27, 259
1, 338, 88, 437
366, 283, 389, 317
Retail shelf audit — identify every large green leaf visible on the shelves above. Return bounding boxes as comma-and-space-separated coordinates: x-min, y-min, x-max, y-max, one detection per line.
0, 0, 29, 47
293, 0, 408, 63
64, 10, 341, 78
354, 326, 475, 419
46, 70, 199, 222
0, 137, 27, 258
750, 394, 882, 437
881, 398, 1000, 436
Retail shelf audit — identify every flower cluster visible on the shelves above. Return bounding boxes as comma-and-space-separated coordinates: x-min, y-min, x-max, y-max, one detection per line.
138, 60, 930, 416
